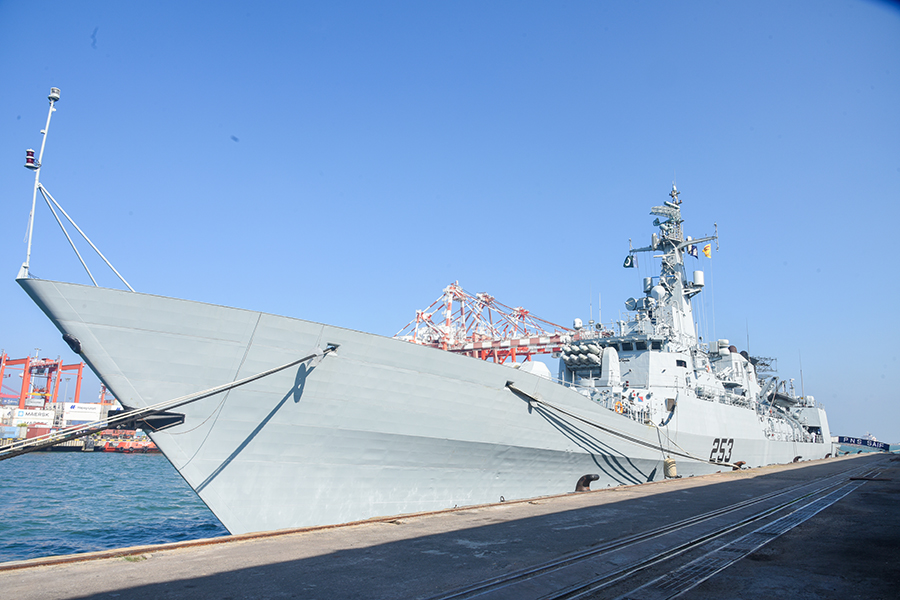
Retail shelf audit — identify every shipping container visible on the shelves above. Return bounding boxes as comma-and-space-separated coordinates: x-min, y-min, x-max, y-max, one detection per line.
1, 426, 21, 439
26, 426, 52, 439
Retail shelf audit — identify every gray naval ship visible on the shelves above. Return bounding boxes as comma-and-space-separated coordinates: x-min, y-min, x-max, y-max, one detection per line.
17, 91, 830, 535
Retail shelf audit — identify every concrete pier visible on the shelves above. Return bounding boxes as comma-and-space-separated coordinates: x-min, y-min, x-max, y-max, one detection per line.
1, 453, 896, 599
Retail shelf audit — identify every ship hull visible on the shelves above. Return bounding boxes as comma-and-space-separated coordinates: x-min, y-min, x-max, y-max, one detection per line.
19, 278, 830, 534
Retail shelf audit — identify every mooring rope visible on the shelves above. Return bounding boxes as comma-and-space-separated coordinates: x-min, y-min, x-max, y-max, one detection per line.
0, 346, 334, 462
506, 381, 737, 468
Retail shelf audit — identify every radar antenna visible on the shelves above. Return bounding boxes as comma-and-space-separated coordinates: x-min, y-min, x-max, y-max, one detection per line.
669, 182, 681, 205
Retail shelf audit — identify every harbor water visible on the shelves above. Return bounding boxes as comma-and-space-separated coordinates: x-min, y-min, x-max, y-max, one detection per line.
0, 452, 228, 563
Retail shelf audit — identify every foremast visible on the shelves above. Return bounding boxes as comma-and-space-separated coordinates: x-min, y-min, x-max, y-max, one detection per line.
623, 185, 717, 350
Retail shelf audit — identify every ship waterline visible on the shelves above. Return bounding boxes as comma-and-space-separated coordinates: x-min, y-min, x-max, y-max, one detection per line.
18, 276, 827, 535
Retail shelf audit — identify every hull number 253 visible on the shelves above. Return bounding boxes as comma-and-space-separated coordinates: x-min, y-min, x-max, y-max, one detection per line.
709, 438, 734, 463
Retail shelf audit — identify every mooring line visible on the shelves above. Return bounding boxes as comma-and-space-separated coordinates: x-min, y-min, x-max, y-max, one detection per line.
0, 346, 334, 461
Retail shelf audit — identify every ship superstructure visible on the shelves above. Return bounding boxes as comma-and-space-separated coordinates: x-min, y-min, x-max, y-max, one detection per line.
548, 186, 827, 448
14, 89, 831, 535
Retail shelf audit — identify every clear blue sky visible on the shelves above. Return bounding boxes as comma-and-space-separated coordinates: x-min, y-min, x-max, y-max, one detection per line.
2, 2, 898, 441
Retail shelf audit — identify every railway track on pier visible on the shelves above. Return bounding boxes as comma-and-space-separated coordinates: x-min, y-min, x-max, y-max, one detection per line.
426, 460, 885, 600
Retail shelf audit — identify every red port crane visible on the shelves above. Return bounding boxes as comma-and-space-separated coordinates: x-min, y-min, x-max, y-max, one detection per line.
394, 282, 572, 364
0, 353, 84, 409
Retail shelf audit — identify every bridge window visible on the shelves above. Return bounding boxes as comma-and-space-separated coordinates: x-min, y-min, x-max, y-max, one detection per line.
636, 341, 648, 350
651, 341, 662, 350
621, 342, 634, 351
676, 359, 687, 368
